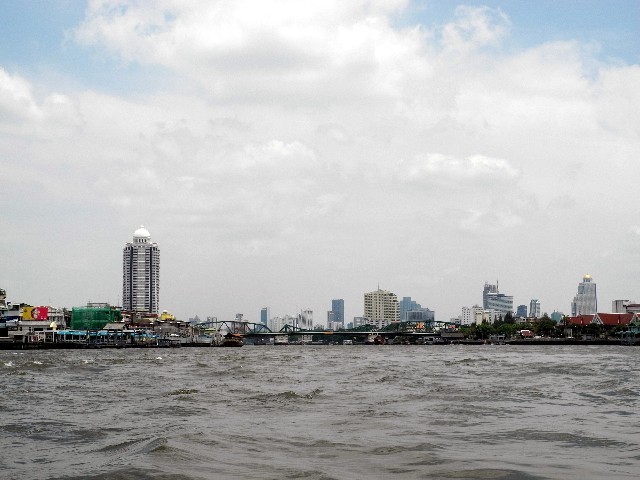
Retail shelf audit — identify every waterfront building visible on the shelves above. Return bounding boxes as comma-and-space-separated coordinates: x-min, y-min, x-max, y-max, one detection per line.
571, 274, 597, 316
71, 303, 122, 330
364, 288, 399, 328
516, 304, 527, 318
331, 299, 344, 325
482, 281, 513, 316
260, 307, 270, 326
0, 288, 7, 312
592, 312, 634, 327
529, 299, 541, 318
122, 226, 160, 314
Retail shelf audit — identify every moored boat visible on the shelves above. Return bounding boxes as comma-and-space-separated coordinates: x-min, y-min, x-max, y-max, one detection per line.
221, 333, 243, 347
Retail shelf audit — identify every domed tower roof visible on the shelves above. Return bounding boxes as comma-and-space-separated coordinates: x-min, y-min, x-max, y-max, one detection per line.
133, 225, 151, 241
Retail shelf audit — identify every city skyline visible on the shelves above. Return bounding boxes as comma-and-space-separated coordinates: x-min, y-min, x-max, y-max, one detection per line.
1, 2, 639, 323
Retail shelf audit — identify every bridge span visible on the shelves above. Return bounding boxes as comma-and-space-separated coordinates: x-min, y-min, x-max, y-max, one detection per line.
195, 320, 463, 344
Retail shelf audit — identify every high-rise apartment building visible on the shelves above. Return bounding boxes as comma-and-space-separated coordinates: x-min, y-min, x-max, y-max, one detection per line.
571, 274, 597, 316
482, 281, 513, 316
529, 299, 541, 318
364, 288, 399, 328
122, 226, 160, 313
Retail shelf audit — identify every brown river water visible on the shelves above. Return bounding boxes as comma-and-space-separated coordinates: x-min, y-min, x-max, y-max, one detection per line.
1, 345, 638, 479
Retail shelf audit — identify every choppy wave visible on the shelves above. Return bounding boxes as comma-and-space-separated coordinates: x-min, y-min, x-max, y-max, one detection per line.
1, 345, 638, 480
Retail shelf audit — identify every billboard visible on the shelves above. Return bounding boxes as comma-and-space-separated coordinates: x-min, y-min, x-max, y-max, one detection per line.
22, 306, 49, 320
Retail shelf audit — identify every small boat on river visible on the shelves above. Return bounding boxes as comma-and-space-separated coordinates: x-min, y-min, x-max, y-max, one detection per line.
221, 333, 243, 347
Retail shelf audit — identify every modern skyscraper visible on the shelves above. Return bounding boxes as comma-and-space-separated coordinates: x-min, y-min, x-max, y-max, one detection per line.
529, 299, 541, 318
122, 226, 160, 314
364, 288, 399, 328
571, 274, 597, 316
516, 304, 527, 318
331, 299, 344, 324
482, 282, 499, 308
482, 281, 513, 316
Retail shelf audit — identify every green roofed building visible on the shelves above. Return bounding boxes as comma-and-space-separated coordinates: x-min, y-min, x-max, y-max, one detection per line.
71, 303, 122, 331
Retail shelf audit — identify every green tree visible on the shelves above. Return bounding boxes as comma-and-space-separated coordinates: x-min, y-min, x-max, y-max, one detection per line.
497, 322, 519, 338
534, 316, 556, 337
476, 323, 495, 340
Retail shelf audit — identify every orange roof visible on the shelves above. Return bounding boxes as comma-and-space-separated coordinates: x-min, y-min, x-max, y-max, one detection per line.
566, 315, 594, 326
594, 313, 634, 326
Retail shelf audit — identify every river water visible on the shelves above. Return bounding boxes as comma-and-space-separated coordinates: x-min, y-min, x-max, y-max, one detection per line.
1, 345, 638, 480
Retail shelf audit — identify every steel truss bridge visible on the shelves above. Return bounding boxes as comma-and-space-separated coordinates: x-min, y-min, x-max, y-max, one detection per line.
194, 319, 463, 342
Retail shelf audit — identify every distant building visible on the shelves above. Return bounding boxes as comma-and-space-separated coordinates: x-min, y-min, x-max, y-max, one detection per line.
516, 304, 527, 318
529, 299, 541, 318
331, 299, 344, 324
612, 300, 630, 313
269, 316, 286, 332
550, 310, 563, 322
298, 309, 313, 330
122, 226, 160, 314
364, 288, 399, 328
460, 305, 484, 326
482, 281, 513, 316
352, 316, 372, 328
399, 296, 435, 322
0, 288, 7, 312
260, 307, 270, 326
571, 274, 597, 316
625, 303, 640, 314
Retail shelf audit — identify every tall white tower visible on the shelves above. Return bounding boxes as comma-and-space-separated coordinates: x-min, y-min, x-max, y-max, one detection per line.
571, 274, 597, 316
123, 226, 160, 313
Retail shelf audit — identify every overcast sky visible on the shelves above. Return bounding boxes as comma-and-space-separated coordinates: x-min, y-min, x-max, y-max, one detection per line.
1, 1, 639, 324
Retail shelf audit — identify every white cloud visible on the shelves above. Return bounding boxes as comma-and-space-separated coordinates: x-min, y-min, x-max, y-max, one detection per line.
0, 68, 42, 125
440, 5, 511, 53
1, 2, 639, 322
401, 153, 519, 185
